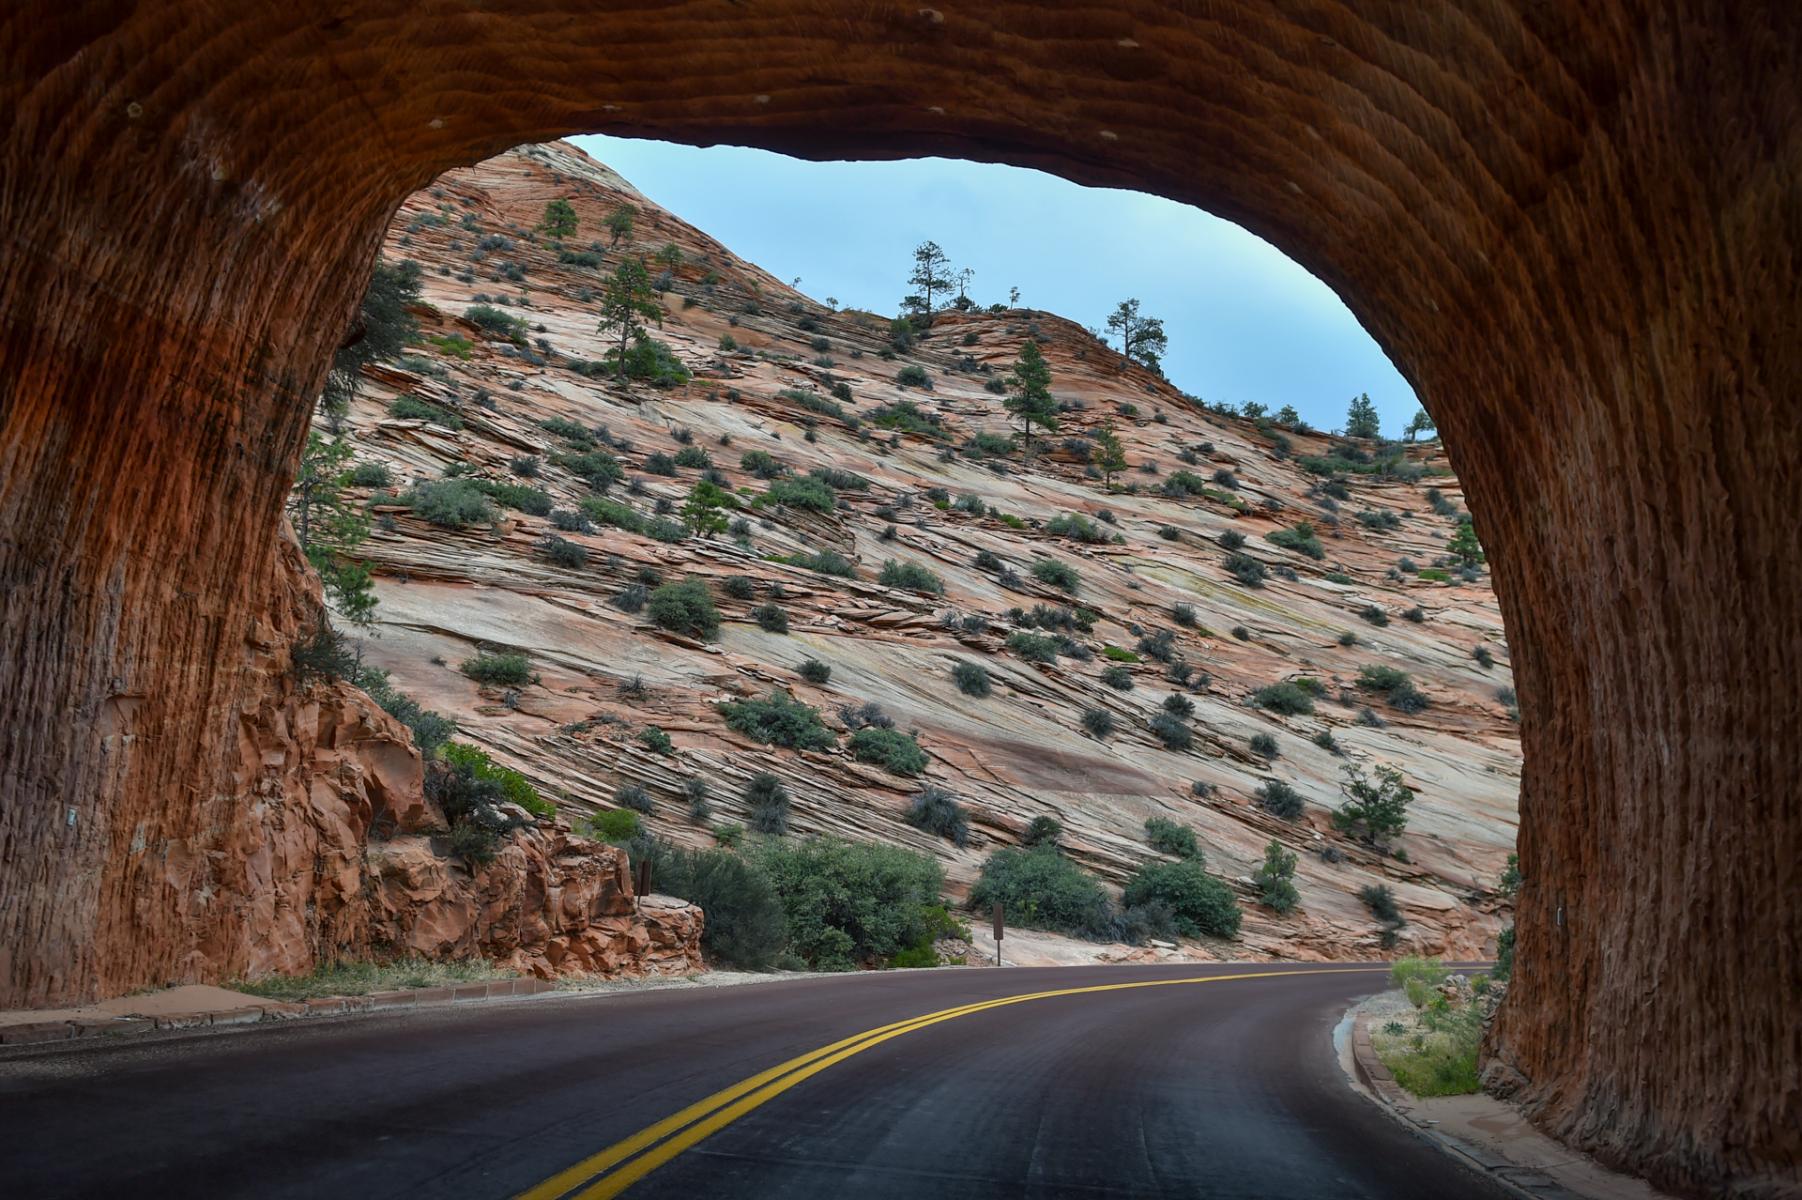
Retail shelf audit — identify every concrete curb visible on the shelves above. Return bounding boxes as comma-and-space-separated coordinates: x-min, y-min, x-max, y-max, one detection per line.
0, 977, 562, 1047
1347, 1010, 1583, 1200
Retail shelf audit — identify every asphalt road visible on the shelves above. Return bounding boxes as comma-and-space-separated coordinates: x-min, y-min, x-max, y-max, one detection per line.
0, 962, 1512, 1199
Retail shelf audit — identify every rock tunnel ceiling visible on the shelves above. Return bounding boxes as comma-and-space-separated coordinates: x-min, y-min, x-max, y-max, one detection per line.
2, 4, 1797, 1198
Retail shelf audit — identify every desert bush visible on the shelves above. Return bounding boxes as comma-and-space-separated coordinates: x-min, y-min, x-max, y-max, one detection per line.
751, 602, 789, 634
639, 726, 673, 754
1256, 779, 1305, 820
743, 771, 792, 835
589, 809, 643, 842
406, 479, 496, 528
614, 782, 654, 814
1250, 732, 1280, 757
1356, 664, 1430, 713
639, 842, 787, 968
1267, 521, 1325, 559
1360, 883, 1402, 923
1145, 816, 1200, 859
780, 548, 857, 578
1046, 512, 1110, 544
1031, 558, 1080, 592
1250, 680, 1316, 716
459, 652, 535, 687
953, 660, 992, 697
1123, 860, 1241, 938
1149, 711, 1194, 751
388, 395, 463, 428
647, 578, 720, 639
1359, 604, 1390, 627
350, 461, 392, 487
1100, 664, 1134, 690
756, 838, 945, 970
848, 727, 929, 776
879, 559, 945, 594
1022, 816, 1062, 848
537, 534, 588, 568
970, 845, 1112, 938
1335, 763, 1414, 845
799, 658, 832, 684
907, 785, 971, 846
895, 364, 932, 388
1081, 707, 1115, 738
1224, 552, 1267, 588
1006, 631, 1060, 664
718, 690, 836, 750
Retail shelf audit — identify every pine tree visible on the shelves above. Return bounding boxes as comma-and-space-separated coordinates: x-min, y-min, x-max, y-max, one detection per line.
604, 203, 636, 247
1004, 340, 1059, 450
538, 198, 578, 240
320, 259, 422, 427
596, 258, 664, 380
1449, 518, 1485, 566
1105, 298, 1169, 374
903, 240, 953, 317
287, 433, 377, 626
1094, 424, 1128, 488
1345, 392, 1382, 439
1275, 404, 1302, 427
1404, 407, 1436, 442
1252, 839, 1300, 913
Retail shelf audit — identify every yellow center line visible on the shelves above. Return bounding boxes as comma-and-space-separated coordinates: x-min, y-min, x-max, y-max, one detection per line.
520, 967, 1385, 1200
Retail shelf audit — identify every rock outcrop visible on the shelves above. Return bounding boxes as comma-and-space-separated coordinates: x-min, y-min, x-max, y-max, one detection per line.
3, 6, 1796, 1197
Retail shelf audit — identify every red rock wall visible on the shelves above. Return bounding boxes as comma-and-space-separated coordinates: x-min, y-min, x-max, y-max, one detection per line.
1, 4, 1795, 1196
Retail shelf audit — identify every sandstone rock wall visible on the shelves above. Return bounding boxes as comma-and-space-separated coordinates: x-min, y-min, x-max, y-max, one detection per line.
3, 5, 1796, 1197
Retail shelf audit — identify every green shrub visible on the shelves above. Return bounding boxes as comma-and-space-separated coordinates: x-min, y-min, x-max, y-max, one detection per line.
1218, 529, 1246, 550
1267, 521, 1325, 559
1007, 631, 1060, 664
953, 660, 992, 697
719, 690, 836, 750
1123, 859, 1241, 938
537, 534, 588, 568
1101, 645, 1139, 663
1150, 711, 1194, 751
349, 461, 392, 487
970, 845, 1112, 938
388, 395, 464, 428
1082, 707, 1115, 738
1335, 763, 1414, 845
406, 479, 496, 528
848, 727, 929, 776
1031, 558, 1080, 592
731, 771, 788, 835
1360, 604, 1389, 627
1100, 664, 1134, 690
1145, 816, 1200, 859
752, 602, 789, 634
589, 808, 642, 841
1022, 816, 1062, 848
355, 668, 456, 753
740, 449, 786, 479
476, 480, 553, 515
760, 475, 836, 512
1357, 664, 1430, 713
459, 652, 535, 687
906, 785, 971, 846
1360, 883, 1402, 923
1250, 681, 1316, 716
1250, 732, 1279, 757
1253, 840, 1300, 913
640, 842, 788, 968
1046, 513, 1110, 544
878, 559, 945, 595
1256, 779, 1305, 820
614, 782, 654, 814
433, 741, 553, 820
1225, 552, 1267, 588
756, 838, 945, 970
647, 578, 720, 639
722, 575, 756, 600
895, 364, 932, 388
464, 303, 530, 342
639, 727, 673, 754
799, 658, 832, 684
779, 548, 857, 578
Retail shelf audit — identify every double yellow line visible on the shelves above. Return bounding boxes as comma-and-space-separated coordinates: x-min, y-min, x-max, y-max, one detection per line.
518, 966, 1384, 1199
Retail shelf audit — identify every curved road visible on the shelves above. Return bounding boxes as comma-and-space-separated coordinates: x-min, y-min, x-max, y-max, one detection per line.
0, 963, 1510, 1199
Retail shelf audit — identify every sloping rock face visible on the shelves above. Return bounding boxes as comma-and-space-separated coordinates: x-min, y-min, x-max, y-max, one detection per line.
331, 143, 1518, 976
0, 526, 702, 1000
2, 6, 1795, 1198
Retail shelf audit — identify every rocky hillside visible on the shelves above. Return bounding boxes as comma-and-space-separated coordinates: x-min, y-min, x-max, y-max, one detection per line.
318, 141, 1517, 962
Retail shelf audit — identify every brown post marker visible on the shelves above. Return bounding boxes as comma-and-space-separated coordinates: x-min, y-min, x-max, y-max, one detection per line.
992, 902, 1004, 966
635, 858, 652, 910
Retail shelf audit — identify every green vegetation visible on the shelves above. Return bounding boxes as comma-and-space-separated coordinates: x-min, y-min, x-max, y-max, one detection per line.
388, 394, 463, 428
637, 842, 787, 969
757, 838, 946, 971
878, 559, 945, 595
718, 690, 836, 750
800, 658, 832, 684
464, 303, 531, 343
1022, 816, 1062, 848
235, 956, 515, 1002
475, 480, 553, 515
288, 434, 378, 626
1253, 840, 1300, 913
320, 259, 422, 423
1145, 816, 1200, 859
1449, 518, 1485, 567
1335, 762, 1414, 846
1046, 512, 1110, 544
1256, 779, 1305, 820
1250, 680, 1316, 716
751, 602, 789, 634
760, 475, 837, 512
538, 197, 578, 239
848, 726, 929, 776
1007, 631, 1060, 663
1266, 521, 1325, 559
1031, 558, 1080, 592
589, 808, 642, 842
595, 258, 665, 381
970, 845, 1111, 939
1344, 392, 1381, 439
1224, 552, 1267, 588
1123, 859, 1241, 937
906, 785, 971, 847
779, 548, 857, 578
647, 578, 721, 639
1356, 664, 1430, 713
459, 652, 535, 687
953, 660, 992, 697
1004, 339, 1059, 446
743, 771, 792, 835
1105, 298, 1168, 373
405, 479, 496, 528
1371, 957, 1485, 1096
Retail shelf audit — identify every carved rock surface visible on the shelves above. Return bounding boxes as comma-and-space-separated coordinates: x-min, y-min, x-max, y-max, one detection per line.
1, 5, 1796, 1198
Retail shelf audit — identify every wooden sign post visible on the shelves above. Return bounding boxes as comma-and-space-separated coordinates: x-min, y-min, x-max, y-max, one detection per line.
635, 858, 652, 911
992, 902, 1004, 967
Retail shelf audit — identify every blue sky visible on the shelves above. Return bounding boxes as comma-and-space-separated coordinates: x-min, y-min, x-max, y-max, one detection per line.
574, 135, 1420, 436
